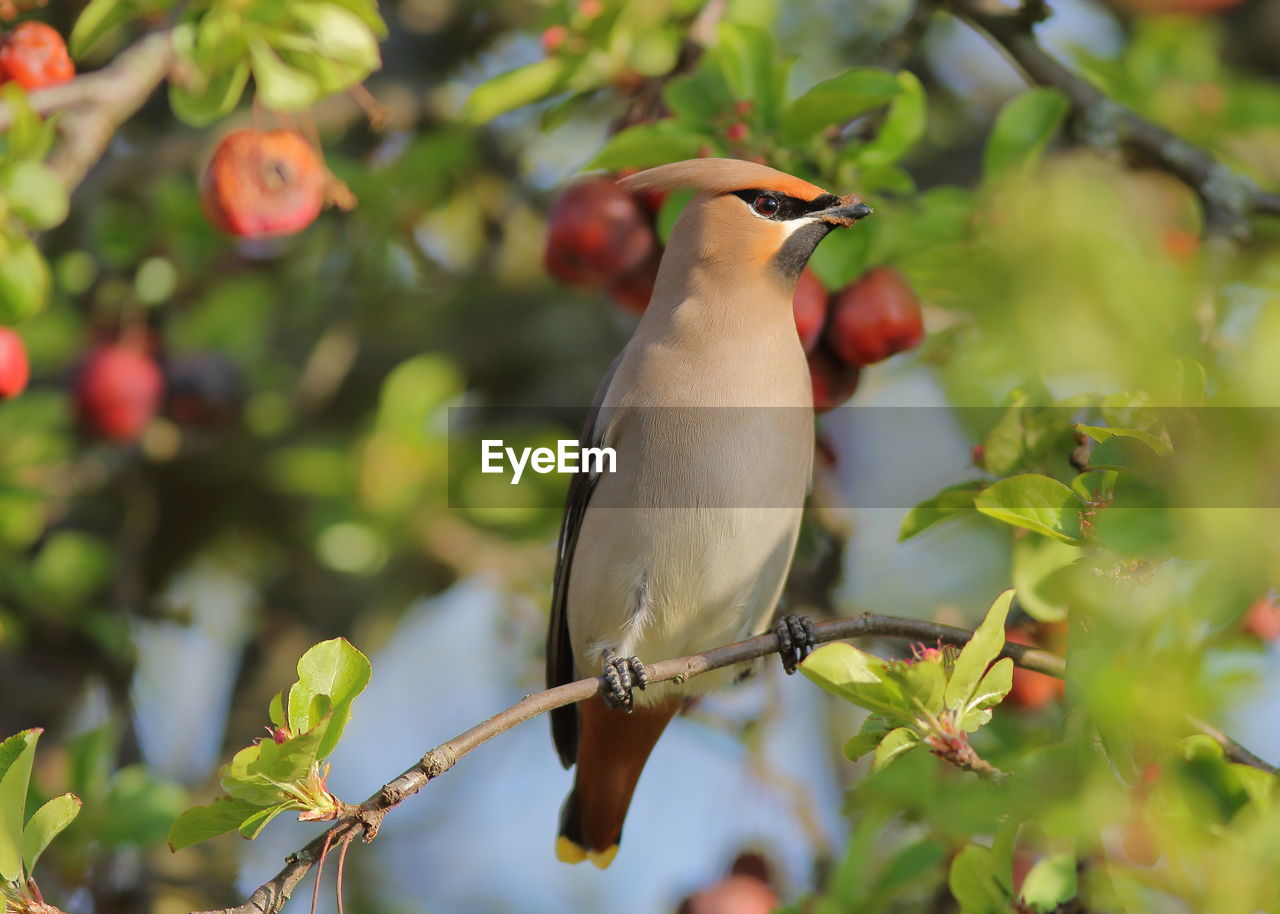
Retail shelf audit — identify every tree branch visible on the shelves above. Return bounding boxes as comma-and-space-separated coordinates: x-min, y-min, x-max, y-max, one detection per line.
197, 611, 1273, 914
948, 0, 1280, 236
0, 28, 174, 190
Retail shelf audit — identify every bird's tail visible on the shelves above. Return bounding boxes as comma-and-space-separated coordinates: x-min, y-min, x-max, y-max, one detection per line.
555, 697, 680, 869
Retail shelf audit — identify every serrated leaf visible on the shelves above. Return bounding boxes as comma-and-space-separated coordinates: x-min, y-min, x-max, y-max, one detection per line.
238, 801, 294, 839
20, 793, 81, 874
779, 68, 900, 144
974, 475, 1085, 544
168, 796, 266, 851
588, 122, 717, 171
1074, 424, 1171, 456
462, 59, 569, 124
854, 70, 926, 168
945, 590, 1014, 714
0, 728, 40, 881
899, 482, 985, 540
1019, 853, 1077, 912
983, 87, 1069, 180
871, 727, 920, 772
949, 843, 1012, 914
1088, 435, 1163, 474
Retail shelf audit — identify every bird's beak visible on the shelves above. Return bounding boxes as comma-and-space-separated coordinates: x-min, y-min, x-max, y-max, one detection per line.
813, 194, 873, 227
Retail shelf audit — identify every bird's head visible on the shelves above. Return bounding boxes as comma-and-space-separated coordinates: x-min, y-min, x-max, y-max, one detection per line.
618, 158, 872, 286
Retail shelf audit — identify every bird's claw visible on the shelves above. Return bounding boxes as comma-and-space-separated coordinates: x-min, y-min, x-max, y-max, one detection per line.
775, 613, 816, 675
602, 649, 648, 712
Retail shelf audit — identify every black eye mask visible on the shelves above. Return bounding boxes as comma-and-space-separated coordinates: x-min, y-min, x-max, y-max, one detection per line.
732, 189, 843, 222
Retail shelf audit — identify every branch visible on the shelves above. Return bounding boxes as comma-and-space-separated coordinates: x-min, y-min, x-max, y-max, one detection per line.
949, 0, 1280, 236
0, 29, 175, 190
198, 612, 1272, 914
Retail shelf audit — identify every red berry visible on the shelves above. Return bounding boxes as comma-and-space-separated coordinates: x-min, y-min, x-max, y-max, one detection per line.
0, 326, 29, 398
808, 348, 861, 413
608, 252, 660, 314
74, 343, 163, 442
1005, 626, 1065, 710
826, 266, 924, 366
0, 21, 74, 90
792, 268, 826, 352
679, 874, 777, 914
201, 129, 326, 239
577, 0, 602, 17
1243, 595, 1280, 642
544, 177, 655, 288
725, 122, 748, 143
540, 24, 567, 54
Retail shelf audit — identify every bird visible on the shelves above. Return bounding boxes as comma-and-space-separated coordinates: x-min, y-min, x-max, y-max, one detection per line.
546, 157, 873, 869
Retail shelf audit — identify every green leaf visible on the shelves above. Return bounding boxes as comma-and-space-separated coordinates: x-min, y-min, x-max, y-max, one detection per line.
287, 637, 371, 758
1074, 424, 1171, 456
662, 69, 733, 124
20, 793, 81, 874
779, 68, 900, 144
974, 475, 1085, 544
844, 718, 892, 761
249, 40, 321, 110
711, 23, 783, 124
588, 122, 717, 171
960, 658, 1014, 731
293, 3, 381, 77
899, 482, 985, 540
170, 58, 250, 126
1, 162, 68, 231
238, 801, 294, 839
799, 643, 917, 720
220, 746, 284, 806
0, 728, 40, 881
70, 0, 130, 58
462, 59, 569, 124
949, 843, 1012, 914
98, 766, 187, 848
944, 590, 1014, 714
168, 796, 267, 851
1011, 535, 1078, 623
1, 84, 57, 161
854, 70, 927, 168
983, 87, 1069, 180
1088, 435, 1163, 474
1019, 853, 1077, 912
871, 727, 920, 772
0, 237, 53, 324
253, 726, 325, 784
268, 691, 286, 729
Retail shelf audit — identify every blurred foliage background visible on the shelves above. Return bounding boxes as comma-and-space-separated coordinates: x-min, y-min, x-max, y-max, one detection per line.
0, 0, 1279, 911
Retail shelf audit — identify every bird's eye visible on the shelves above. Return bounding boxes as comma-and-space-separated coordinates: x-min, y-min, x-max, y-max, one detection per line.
752, 194, 779, 217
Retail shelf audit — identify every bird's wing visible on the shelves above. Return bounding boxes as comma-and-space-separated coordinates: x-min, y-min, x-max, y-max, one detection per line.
548, 352, 623, 769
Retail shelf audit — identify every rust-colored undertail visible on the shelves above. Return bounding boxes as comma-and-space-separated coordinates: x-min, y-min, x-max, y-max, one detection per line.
556, 697, 681, 869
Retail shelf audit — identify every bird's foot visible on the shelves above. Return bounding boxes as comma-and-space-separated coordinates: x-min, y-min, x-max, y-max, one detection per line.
602, 649, 648, 712
775, 613, 816, 675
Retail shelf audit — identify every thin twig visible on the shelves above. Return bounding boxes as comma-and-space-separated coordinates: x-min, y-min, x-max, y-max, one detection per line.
948, 0, 1280, 236
194, 612, 1272, 914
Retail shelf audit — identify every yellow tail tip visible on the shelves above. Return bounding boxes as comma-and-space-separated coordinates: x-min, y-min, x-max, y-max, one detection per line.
587, 845, 619, 870
556, 836, 587, 864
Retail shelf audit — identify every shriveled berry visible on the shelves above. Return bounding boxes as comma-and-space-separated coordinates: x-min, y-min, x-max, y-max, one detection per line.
0, 21, 73, 90
201, 129, 326, 239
